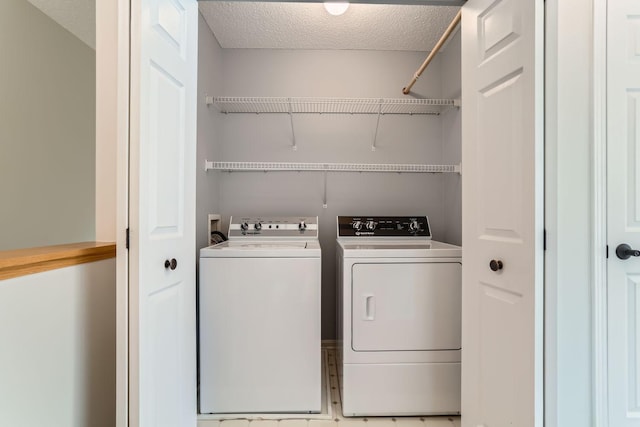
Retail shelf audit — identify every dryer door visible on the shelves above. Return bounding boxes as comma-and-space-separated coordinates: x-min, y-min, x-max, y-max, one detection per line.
351, 262, 461, 351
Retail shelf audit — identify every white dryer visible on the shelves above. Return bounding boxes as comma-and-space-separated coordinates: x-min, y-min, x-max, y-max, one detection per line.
336, 216, 461, 416
199, 216, 321, 414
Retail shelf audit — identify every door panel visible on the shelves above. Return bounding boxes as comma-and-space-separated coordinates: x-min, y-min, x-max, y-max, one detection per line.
608, 1, 640, 425
477, 1, 521, 61
629, 91, 640, 229
477, 68, 525, 245
129, 0, 198, 426
461, 0, 543, 426
351, 262, 461, 351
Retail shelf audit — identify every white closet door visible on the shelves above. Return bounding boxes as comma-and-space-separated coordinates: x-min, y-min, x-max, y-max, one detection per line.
461, 0, 544, 426
129, 0, 198, 426
608, 0, 640, 425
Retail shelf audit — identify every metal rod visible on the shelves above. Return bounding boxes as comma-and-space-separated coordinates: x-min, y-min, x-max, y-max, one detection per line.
323, 170, 328, 208
402, 10, 461, 95
288, 98, 297, 150
372, 100, 383, 151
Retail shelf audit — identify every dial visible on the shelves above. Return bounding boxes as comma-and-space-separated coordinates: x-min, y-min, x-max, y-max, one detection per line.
240, 222, 249, 231
352, 220, 363, 231
365, 220, 377, 231
408, 220, 420, 232
299, 220, 307, 230
254, 222, 262, 231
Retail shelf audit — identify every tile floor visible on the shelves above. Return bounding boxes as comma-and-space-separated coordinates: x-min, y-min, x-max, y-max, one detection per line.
198, 347, 461, 427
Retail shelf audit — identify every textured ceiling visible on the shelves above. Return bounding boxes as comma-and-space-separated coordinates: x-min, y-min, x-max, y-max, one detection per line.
26, 0, 95, 49
199, 2, 460, 51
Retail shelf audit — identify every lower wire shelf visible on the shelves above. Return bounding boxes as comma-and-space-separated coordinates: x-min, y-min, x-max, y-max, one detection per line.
204, 161, 461, 174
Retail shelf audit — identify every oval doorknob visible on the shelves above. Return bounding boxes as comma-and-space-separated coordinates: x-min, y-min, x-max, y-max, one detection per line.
170, 258, 177, 270
616, 244, 640, 260
489, 259, 504, 272
164, 259, 171, 269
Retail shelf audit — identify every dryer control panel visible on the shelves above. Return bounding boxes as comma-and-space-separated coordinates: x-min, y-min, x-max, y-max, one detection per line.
337, 216, 431, 238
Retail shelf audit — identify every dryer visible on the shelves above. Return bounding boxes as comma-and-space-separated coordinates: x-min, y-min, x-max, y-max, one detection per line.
199, 216, 321, 414
336, 216, 461, 416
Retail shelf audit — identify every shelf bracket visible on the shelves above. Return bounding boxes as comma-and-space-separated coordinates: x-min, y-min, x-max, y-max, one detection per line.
288, 98, 297, 151
323, 170, 328, 208
372, 99, 383, 151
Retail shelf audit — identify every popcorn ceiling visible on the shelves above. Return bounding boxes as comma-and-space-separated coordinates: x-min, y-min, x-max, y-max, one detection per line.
199, 2, 460, 52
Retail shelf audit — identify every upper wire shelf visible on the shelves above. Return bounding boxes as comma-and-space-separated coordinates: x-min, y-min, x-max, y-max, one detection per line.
212, 97, 460, 116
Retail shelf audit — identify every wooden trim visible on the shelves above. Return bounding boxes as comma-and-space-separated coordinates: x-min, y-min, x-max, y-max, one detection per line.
0, 242, 117, 281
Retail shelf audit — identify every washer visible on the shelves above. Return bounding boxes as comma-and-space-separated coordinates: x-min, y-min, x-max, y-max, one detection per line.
336, 216, 461, 416
199, 216, 321, 414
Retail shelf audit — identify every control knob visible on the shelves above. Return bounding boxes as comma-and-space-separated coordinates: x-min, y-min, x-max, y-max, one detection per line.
254, 222, 262, 231
352, 221, 363, 231
240, 222, 249, 231
299, 221, 307, 230
365, 220, 377, 231
408, 220, 420, 232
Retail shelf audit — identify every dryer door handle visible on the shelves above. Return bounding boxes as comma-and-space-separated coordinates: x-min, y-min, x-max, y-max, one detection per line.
364, 295, 376, 321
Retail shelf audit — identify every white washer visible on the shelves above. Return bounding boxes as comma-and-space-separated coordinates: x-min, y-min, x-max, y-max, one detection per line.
199, 216, 321, 414
336, 216, 462, 416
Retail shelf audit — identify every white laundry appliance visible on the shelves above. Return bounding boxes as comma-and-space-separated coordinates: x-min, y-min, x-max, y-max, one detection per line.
336, 216, 462, 416
199, 216, 321, 414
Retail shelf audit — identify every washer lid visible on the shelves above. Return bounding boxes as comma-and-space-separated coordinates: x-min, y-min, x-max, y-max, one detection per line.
200, 240, 321, 258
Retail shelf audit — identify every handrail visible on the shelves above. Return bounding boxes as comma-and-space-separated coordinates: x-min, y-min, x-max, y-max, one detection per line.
0, 242, 116, 281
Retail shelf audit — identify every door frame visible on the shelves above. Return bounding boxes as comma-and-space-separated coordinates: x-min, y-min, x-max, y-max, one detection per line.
592, 0, 608, 425
544, 0, 607, 426
95, 0, 132, 426
103, 1, 561, 427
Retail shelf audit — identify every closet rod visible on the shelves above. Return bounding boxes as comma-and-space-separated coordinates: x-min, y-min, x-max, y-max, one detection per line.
402, 10, 462, 95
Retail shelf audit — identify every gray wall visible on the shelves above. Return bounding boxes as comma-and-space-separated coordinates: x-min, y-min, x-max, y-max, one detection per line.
441, 30, 462, 246
196, 40, 461, 339
196, 12, 224, 259
0, 0, 96, 251
220, 49, 449, 340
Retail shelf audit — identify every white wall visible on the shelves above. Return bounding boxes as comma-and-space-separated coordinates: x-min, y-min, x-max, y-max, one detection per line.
545, 1, 594, 425
204, 47, 457, 339
0, 0, 96, 251
0, 259, 116, 427
440, 30, 462, 246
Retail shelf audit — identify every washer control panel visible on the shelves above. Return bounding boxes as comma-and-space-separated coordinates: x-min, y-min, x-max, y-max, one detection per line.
337, 216, 431, 238
229, 216, 318, 239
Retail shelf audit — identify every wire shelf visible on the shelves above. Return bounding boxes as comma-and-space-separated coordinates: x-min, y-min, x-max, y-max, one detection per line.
213, 97, 459, 115
206, 161, 461, 174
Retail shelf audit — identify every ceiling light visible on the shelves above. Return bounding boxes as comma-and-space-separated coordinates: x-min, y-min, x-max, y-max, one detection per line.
324, 1, 349, 16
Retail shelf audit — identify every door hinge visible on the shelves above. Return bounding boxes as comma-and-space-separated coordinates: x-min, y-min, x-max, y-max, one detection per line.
126, 228, 130, 250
